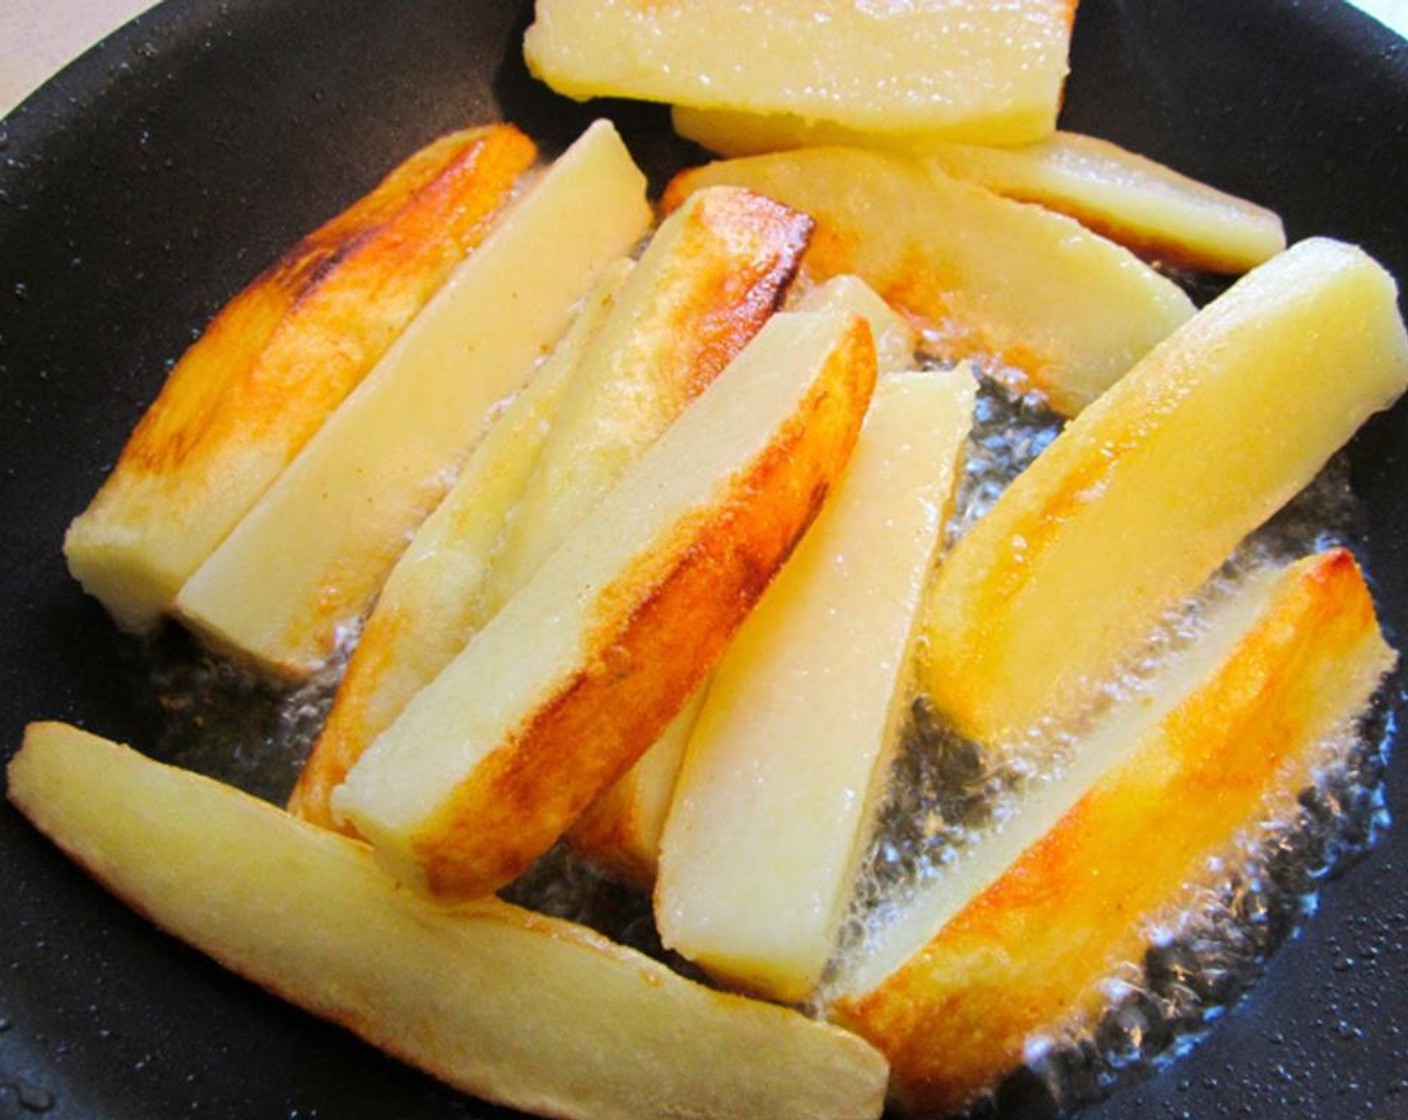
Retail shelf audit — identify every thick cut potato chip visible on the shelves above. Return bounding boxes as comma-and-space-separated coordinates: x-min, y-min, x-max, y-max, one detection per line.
174, 121, 651, 677
8, 722, 890, 1120
665, 147, 1195, 415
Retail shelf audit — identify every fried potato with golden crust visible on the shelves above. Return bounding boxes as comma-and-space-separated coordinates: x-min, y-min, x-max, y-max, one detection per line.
173, 121, 651, 677
673, 115, 1285, 274
65, 124, 535, 633
480, 185, 814, 614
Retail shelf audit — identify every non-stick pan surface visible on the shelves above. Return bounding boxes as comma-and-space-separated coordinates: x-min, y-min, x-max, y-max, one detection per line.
2, 1, 1407, 1117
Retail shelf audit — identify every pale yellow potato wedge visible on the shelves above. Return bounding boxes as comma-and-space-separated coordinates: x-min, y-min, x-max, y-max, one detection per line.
673, 116, 1286, 275
333, 308, 877, 901
481, 184, 813, 612
919, 131, 1287, 273
525, 0, 1074, 144
7, 723, 889, 1120
831, 549, 1394, 1116
665, 147, 1194, 416
64, 124, 536, 634
657, 370, 975, 1004
568, 274, 916, 887
922, 237, 1408, 743
174, 121, 652, 678
288, 260, 634, 830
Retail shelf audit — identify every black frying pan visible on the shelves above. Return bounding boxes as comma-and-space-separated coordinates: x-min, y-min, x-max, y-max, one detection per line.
2, 1, 1406, 1117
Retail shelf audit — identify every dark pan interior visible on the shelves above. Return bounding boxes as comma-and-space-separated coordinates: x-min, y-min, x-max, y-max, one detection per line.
1, 1, 1406, 1117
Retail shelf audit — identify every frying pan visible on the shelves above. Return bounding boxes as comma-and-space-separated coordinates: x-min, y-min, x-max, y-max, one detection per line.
1, 1, 1406, 1117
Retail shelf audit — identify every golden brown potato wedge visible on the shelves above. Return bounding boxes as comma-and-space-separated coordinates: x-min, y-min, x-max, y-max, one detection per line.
831, 549, 1394, 1116
922, 237, 1408, 743
173, 121, 652, 677
333, 308, 877, 901
468, 184, 812, 879
481, 184, 813, 611
525, 0, 1074, 144
657, 370, 975, 1003
672, 117, 1286, 274
664, 147, 1194, 415
7, 722, 889, 1120
64, 124, 535, 634
287, 260, 634, 830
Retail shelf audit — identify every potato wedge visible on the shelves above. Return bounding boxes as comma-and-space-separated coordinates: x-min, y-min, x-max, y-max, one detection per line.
672, 117, 1286, 274
831, 550, 1394, 1116
665, 147, 1194, 415
918, 131, 1286, 273
922, 237, 1408, 743
525, 0, 1074, 145
657, 370, 975, 1003
481, 184, 813, 611
64, 123, 535, 634
7, 723, 889, 1120
568, 274, 917, 887
333, 308, 877, 901
174, 121, 652, 677
288, 260, 634, 830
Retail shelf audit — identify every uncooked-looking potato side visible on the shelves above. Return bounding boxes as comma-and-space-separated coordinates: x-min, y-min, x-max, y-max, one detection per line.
657, 369, 975, 1003
525, 0, 1076, 144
